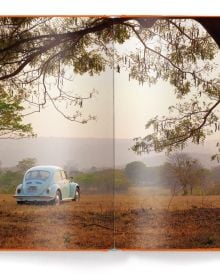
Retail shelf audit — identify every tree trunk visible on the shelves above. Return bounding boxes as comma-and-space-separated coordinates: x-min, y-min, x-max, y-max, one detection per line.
183, 185, 188, 195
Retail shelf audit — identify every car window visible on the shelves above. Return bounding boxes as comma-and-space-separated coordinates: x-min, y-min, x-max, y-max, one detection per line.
54, 171, 63, 182
25, 170, 50, 181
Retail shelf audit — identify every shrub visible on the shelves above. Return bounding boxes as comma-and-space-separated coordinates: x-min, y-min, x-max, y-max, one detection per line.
0, 170, 23, 194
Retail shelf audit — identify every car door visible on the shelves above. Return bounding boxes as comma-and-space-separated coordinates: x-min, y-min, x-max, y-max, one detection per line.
54, 170, 66, 198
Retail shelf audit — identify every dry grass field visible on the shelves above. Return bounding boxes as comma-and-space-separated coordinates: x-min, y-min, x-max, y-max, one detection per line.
0, 194, 114, 250
1, 188, 220, 250
115, 188, 220, 249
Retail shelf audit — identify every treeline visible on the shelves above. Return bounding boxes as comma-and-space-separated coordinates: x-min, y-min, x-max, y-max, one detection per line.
124, 154, 220, 195
73, 169, 130, 194
72, 153, 220, 195
2, 154, 220, 196
124, 161, 167, 187
0, 158, 131, 194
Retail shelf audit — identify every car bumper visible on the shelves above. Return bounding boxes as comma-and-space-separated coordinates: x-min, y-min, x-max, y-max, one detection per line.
13, 195, 54, 202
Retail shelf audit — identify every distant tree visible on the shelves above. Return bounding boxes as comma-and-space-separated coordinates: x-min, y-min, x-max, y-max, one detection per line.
89, 166, 98, 173
124, 161, 147, 185
16, 157, 37, 173
210, 166, 220, 183
165, 153, 208, 195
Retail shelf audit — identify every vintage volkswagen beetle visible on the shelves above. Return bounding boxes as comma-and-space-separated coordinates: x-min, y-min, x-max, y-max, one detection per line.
13, 165, 80, 205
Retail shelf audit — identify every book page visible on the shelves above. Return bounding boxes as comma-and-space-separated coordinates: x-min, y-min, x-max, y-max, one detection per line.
114, 17, 220, 249
0, 17, 114, 250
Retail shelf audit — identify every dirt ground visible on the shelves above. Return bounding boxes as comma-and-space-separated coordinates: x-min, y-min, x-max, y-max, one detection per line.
1, 191, 220, 250
0, 194, 114, 250
115, 206, 220, 249
115, 190, 220, 249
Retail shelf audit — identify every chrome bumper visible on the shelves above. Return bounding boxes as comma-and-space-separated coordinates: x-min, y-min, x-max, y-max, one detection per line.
13, 195, 54, 202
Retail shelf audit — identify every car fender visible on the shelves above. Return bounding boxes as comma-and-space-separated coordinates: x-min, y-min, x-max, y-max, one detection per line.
69, 182, 78, 198
50, 183, 62, 198
15, 184, 23, 194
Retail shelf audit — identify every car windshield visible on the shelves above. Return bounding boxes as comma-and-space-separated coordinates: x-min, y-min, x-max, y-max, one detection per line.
25, 170, 50, 181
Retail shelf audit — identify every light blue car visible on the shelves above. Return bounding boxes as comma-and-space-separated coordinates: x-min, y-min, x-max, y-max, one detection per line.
13, 165, 80, 205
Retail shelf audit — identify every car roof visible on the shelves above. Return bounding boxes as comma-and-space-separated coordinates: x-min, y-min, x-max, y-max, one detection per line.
26, 165, 63, 173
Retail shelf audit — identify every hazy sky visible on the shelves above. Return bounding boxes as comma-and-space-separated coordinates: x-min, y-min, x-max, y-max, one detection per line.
23, 26, 220, 142
23, 68, 177, 139
24, 69, 114, 138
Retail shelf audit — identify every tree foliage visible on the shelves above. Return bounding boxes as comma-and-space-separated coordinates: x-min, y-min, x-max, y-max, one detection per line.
0, 16, 219, 152
127, 19, 220, 155
0, 85, 34, 138
0, 17, 130, 138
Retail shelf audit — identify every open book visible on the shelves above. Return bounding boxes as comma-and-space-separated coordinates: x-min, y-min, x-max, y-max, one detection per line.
0, 16, 220, 250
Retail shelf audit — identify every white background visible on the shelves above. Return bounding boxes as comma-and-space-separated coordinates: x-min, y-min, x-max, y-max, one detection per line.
0, 0, 220, 16
1, 1, 220, 279
1, 251, 220, 280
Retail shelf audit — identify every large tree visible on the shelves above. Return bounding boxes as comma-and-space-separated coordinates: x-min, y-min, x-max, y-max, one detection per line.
0, 16, 219, 151
165, 153, 208, 195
